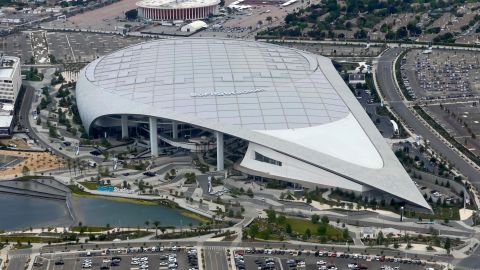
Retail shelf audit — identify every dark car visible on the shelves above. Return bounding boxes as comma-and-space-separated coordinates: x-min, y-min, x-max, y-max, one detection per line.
143, 171, 156, 177
54, 260, 64, 265
90, 149, 101, 156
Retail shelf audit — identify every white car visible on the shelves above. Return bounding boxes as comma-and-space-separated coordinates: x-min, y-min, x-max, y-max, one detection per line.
348, 263, 358, 268
317, 260, 326, 265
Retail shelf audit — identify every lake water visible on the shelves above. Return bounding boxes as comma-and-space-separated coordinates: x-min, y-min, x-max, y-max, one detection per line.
71, 196, 200, 228
0, 183, 199, 230
0, 194, 71, 230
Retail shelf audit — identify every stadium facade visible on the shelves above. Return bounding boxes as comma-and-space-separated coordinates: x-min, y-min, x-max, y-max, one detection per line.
76, 38, 431, 210
137, 0, 219, 21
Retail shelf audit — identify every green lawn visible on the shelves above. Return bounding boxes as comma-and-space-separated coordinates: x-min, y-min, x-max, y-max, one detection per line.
286, 218, 319, 232
286, 217, 343, 238
71, 226, 109, 233
78, 181, 98, 190
0, 235, 61, 243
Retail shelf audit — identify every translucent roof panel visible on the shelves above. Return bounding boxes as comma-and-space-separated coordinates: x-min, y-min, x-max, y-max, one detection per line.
87, 39, 349, 130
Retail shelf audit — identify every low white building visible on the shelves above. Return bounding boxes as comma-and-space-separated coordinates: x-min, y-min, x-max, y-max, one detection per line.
180, 20, 208, 32
348, 73, 366, 85
0, 103, 14, 137
0, 55, 21, 104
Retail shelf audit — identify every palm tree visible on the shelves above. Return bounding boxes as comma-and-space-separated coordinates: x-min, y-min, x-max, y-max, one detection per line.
73, 158, 79, 175
67, 159, 72, 175
145, 220, 150, 231
257, 20, 263, 29
153, 221, 160, 238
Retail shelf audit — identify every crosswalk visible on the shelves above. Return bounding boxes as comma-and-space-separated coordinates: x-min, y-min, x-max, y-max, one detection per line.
6, 254, 29, 270
201, 246, 226, 251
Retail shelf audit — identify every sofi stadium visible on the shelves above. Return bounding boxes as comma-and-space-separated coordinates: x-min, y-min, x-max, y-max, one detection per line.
76, 38, 431, 210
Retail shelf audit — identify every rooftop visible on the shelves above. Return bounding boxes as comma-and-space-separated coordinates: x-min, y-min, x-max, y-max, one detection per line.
85, 39, 349, 131
136, 0, 219, 8
0, 55, 19, 79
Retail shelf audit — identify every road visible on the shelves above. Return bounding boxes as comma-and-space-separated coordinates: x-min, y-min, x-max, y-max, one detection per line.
456, 233, 480, 270
376, 48, 480, 190
6, 253, 29, 270
19, 83, 70, 160
204, 246, 228, 270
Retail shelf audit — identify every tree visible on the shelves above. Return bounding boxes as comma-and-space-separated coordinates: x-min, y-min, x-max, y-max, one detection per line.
321, 215, 329, 224
377, 231, 384, 245
125, 9, 138, 20
285, 223, 292, 234
249, 224, 259, 240
311, 214, 320, 224
317, 224, 327, 236
266, 16, 272, 24
22, 165, 30, 176
444, 238, 451, 254
257, 20, 263, 28
266, 209, 276, 223
246, 188, 254, 198
144, 220, 150, 231
153, 221, 160, 238
304, 228, 311, 239
354, 29, 367, 39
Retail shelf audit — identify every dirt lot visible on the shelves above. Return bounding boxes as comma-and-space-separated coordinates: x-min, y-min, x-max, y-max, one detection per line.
0, 150, 65, 177
44, 0, 142, 32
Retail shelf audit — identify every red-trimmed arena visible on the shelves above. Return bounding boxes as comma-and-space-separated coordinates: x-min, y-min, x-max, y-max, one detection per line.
137, 0, 219, 21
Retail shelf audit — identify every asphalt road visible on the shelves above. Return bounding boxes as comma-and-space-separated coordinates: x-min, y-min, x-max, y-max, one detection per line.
6, 254, 28, 270
19, 83, 70, 160
455, 233, 480, 270
376, 48, 480, 190
204, 246, 228, 270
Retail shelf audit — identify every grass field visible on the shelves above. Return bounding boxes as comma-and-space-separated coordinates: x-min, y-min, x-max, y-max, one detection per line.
71, 226, 109, 233
286, 218, 344, 238
79, 181, 98, 190
0, 235, 61, 244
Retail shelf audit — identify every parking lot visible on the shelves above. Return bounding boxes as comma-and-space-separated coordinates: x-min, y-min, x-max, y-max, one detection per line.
35, 246, 197, 270
235, 249, 437, 270
425, 102, 480, 156
0, 32, 147, 65
403, 49, 480, 100
45, 32, 146, 63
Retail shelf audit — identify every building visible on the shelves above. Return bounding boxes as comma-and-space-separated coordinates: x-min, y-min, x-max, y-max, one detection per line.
0, 55, 21, 103
180, 20, 207, 32
0, 55, 20, 138
0, 103, 14, 137
348, 73, 366, 85
76, 38, 430, 210
137, 0, 219, 21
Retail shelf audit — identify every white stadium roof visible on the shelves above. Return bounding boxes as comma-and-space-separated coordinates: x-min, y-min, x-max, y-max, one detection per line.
76, 38, 430, 210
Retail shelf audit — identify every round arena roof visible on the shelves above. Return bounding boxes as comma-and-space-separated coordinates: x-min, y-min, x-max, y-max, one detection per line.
76, 38, 431, 210
83, 38, 349, 131
136, 0, 218, 9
